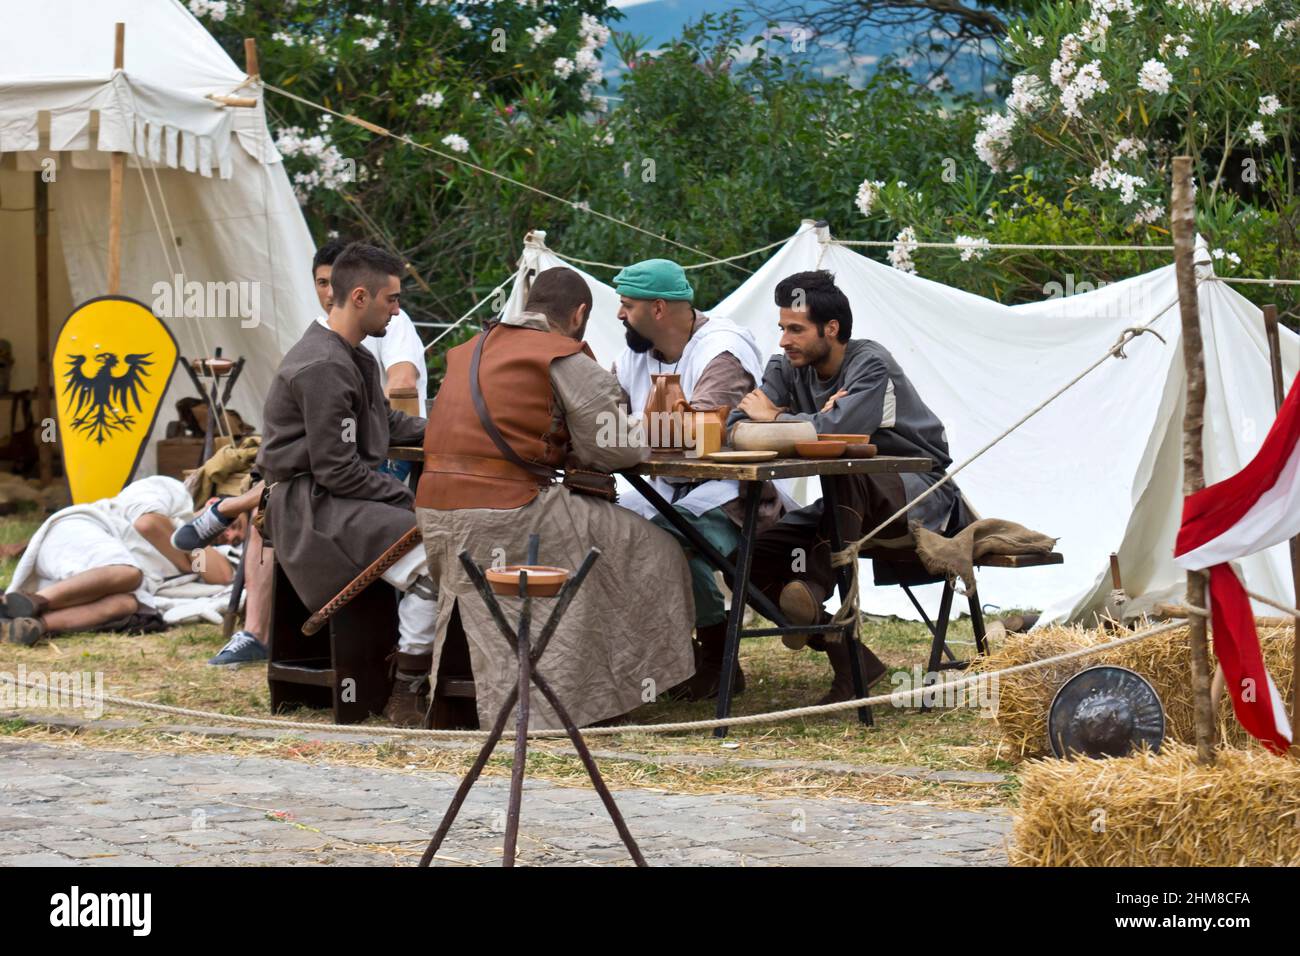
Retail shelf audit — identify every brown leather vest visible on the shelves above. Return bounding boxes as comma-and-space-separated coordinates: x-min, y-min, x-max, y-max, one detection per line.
416, 321, 591, 510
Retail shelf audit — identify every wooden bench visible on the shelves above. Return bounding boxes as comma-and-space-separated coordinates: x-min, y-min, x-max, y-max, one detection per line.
267, 557, 398, 723
862, 546, 1064, 675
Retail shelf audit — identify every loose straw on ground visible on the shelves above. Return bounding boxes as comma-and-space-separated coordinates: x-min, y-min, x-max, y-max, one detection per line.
0, 619, 1184, 741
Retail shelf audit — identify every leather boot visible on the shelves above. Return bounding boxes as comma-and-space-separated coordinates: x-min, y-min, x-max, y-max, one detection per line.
817, 637, 888, 706
383, 651, 432, 727
779, 580, 826, 649
663, 621, 745, 702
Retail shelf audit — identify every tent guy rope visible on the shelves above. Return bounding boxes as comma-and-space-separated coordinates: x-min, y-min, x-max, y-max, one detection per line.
259, 80, 754, 277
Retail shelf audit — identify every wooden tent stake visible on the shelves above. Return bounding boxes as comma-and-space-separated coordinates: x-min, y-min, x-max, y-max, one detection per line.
107, 22, 125, 295
1171, 155, 1217, 764
34, 174, 52, 485
1262, 303, 1300, 735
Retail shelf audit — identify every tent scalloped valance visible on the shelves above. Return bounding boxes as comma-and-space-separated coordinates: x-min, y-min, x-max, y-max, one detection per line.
0, 72, 281, 179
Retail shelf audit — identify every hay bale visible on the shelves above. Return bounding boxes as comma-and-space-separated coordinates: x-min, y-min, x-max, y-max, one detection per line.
1011, 743, 1300, 866
971, 621, 1294, 758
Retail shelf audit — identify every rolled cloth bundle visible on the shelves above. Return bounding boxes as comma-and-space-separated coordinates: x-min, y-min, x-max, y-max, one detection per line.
185, 435, 262, 508
912, 517, 1057, 592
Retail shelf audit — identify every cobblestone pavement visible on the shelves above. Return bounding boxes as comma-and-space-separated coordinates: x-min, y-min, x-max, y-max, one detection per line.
0, 740, 1010, 866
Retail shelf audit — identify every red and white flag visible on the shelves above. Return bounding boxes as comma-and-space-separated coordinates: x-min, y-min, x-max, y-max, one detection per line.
1173, 374, 1300, 755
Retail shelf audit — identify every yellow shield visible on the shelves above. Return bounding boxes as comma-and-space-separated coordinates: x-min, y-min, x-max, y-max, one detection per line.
55, 296, 178, 504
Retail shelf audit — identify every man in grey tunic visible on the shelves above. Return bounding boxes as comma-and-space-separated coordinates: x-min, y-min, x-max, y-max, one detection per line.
257, 243, 433, 723
727, 270, 971, 703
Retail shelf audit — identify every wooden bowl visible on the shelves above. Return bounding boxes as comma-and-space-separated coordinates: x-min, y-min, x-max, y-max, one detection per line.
818, 433, 871, 444
844, 443, 878, 458
485, 565, 570, 597
794, 440, 846, 459
732, 420, 817, 456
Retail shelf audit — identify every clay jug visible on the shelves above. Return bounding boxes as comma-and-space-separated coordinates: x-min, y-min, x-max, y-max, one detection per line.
674, 400, 729, 457
644, 373, 688, 449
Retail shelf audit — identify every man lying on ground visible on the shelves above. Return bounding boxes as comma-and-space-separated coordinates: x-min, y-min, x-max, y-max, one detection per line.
415, 267, 696, 729
2, 475, 244, 646
258, 242, 435, 726
727, 269, 972, 704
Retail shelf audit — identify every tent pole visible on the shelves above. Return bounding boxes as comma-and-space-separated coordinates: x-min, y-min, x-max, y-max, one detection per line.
1171, 155, 1217, 765
34, 173, 53, 486
244, 37, 259, 78
107, 22, 125, 295
1262, 303, 1300, 735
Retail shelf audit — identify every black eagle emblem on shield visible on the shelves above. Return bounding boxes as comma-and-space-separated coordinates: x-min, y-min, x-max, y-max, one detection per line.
63, 351, 154, 445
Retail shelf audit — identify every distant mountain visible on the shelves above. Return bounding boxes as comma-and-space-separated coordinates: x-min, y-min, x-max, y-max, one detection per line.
604, 0, 998, 95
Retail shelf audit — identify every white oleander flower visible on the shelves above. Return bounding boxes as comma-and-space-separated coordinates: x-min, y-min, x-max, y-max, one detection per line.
974, 111, 1018, 172
1061, 61, 1108, 118
1137, 59, 1173, 95
1259, 95, 1282, 116
954, 235, 990, 261
1132, 201, 1164, 226
1007, 73, 1047, 116
888, 227, 918, 274
854, 179, 885, 217
527, 21, 557, 47
1112, 137, 1147, 161
553, 57, 575, 79
1246, 120, 1267, 144
441, 133, 470, 153
416, 91, 445, 109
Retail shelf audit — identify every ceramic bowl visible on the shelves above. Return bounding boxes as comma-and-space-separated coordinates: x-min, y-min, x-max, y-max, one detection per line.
794, 440, 846, 459
485, 565, 570, 597
818, 433, 871, 444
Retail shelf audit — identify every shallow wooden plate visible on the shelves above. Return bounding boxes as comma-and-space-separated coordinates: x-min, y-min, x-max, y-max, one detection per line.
705, 450, 779, 462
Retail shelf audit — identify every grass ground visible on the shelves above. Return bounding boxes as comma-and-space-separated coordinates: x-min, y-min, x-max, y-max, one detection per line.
0, 506, 1020, 809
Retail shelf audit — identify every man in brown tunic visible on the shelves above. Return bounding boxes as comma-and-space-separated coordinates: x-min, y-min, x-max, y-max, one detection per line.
257, 243, 432, 723
415, 268, 695, 730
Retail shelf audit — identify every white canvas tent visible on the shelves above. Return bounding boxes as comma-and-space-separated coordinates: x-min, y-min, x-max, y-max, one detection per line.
1, 0, 318, 478
505, 221, 1299, 625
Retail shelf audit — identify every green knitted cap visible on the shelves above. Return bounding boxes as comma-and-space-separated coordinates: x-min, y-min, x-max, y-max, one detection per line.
613, 258, 694, 302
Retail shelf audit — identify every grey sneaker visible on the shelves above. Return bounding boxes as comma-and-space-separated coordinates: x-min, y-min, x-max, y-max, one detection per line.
207, 631, 268, 666
172, 499, 233, 552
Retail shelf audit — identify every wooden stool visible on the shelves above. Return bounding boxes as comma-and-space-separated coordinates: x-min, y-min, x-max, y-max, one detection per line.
863, 546, 1065, 674
267, 557, 397, 723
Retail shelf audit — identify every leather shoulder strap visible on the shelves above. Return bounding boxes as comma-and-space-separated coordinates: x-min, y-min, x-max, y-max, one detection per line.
469, 324, 556, 481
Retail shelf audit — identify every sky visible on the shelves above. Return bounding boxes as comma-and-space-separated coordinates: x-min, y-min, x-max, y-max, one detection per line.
601, 0, 999, 94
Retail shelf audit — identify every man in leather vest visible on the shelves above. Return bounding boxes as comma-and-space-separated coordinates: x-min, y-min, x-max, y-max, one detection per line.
415, 268, 696, 730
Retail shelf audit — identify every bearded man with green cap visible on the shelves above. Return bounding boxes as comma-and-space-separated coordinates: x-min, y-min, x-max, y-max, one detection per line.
611, 258, 796, 700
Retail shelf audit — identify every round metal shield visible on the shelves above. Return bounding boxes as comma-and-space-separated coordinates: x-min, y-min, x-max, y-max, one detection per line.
1048, 665, 1165, 759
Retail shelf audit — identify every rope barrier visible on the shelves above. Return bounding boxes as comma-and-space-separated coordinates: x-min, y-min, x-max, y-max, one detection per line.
0, 619, 1186, 740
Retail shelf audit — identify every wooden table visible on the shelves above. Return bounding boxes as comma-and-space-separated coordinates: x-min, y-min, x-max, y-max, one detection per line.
623, 453, 933, 735
388, 444, 424, 493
